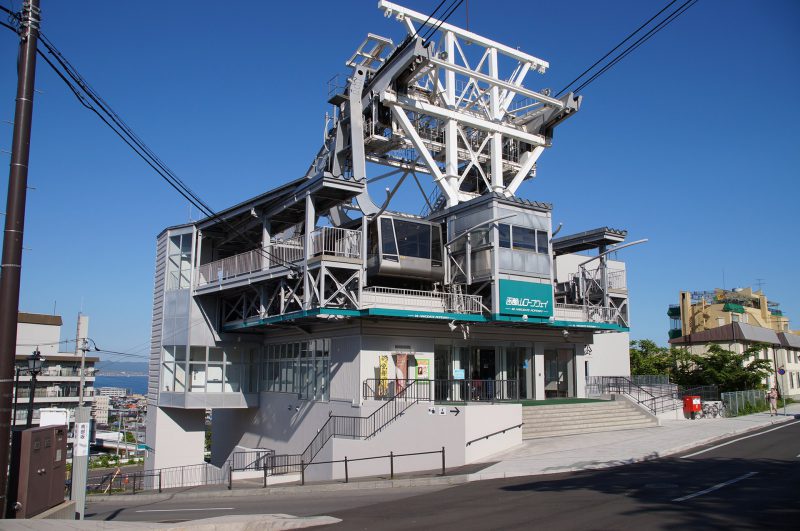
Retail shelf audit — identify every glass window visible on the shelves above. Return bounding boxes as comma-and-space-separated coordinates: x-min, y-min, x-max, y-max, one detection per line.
536, 230, 548, 254
189, 364, 206, 392
498, 224, 511, 248
167, 233, 193, 290
394, 220, 431, 259
190, 346, 206, 362
208, 347, 224, 362
380, 218, 397, 256
512, 227, 536, 251
431, 225, 442, 265
469, 228, 490, 248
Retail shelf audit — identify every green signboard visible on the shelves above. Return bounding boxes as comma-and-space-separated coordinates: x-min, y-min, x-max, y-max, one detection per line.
499, 279, 554, 317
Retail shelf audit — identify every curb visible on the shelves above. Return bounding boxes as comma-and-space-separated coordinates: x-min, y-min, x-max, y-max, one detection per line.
88, 413, 800, 504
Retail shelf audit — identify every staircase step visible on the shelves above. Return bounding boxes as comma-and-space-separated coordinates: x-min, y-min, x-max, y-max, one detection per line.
523, 416, 656, 432
523, 422, 657, 439
523, 412, 648, 426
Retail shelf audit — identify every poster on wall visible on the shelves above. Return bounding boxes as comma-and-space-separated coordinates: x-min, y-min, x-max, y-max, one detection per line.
416, 359, 430, 380
395, 353, 408, 392
379, 355, 388, 396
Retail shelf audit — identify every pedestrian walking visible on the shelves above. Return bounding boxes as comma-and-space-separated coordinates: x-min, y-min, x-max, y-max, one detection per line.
767, 387, 778, 416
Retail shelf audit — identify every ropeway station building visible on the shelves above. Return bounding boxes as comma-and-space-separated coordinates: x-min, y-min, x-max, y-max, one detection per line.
146, 1, 637, 482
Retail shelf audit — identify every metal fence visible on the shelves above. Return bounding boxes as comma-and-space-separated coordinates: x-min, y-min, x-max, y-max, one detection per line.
721, 389, 768, 417
680, 385, 720, 402
87, 461, 231, 495
630, 375, 670, 386
362, 378, 519, 402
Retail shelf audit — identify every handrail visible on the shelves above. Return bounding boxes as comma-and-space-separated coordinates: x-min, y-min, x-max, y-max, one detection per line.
587, 376, 679, 415
465, 423, 523, 446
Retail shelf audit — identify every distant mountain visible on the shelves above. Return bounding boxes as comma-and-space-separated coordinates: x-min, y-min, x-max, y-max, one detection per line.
95, 360, 148, 374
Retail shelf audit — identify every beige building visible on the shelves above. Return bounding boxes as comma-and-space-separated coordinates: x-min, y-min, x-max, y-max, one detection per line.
668, 288, 800, 398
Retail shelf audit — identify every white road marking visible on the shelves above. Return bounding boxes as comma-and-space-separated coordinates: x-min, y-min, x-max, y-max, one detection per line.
681, 420, 800, 458
135, 507, 235, 513
672, 472, 758, 502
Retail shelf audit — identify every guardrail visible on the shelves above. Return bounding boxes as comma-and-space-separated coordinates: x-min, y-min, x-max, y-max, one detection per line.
553, 303, 618, 324
309, 227, 361, 259
362, 287, 484, 314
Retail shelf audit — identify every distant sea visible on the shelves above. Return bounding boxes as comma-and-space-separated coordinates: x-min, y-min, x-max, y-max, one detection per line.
94, 375, 148, 396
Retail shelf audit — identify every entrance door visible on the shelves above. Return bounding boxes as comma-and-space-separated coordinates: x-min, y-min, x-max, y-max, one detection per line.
478, 349, 495, 380
434, 345, 452, 401
544, 348, 575, 398
505, 347, 527, 400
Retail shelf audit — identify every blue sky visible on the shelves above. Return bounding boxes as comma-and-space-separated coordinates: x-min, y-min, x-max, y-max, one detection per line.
1, 0, 798, 360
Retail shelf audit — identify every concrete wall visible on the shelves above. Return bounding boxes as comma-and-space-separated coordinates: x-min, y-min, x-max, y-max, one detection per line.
147, 406, 206, 471
308, 402, 521, 482
587, 332, 631, 377
16, 322, 61, 356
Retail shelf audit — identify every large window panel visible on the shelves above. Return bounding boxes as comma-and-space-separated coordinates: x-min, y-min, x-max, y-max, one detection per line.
512, 227, 537, 251
394, 220, 431, 259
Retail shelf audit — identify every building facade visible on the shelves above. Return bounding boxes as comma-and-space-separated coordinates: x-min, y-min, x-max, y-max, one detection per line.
668, 288, 800, 398
13, 313, 97, 426
145, 2, 635, 479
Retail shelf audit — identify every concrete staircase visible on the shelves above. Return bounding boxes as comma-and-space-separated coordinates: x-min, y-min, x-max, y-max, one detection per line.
522, 399, 658, 439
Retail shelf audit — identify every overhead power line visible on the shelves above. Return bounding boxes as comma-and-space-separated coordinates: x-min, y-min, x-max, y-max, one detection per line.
572, 0, 698, 94
557, 0, 699, 96
0, 7, 303, 272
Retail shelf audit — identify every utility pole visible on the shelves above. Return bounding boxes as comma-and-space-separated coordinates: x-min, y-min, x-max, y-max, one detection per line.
0, 2, 41, 511
72, 314, 91, 519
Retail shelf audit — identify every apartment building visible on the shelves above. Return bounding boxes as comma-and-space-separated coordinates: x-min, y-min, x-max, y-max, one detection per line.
13, 313, 97, 426
668, 288, 800, 397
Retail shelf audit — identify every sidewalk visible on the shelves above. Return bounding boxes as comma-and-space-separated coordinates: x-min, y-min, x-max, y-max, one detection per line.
467, 403, 800, 481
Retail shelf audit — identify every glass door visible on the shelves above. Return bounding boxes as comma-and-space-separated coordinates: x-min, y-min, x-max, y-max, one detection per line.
544, 348, 575, 398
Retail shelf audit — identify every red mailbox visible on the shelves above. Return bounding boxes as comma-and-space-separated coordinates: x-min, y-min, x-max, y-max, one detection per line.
683, 395, 702, 419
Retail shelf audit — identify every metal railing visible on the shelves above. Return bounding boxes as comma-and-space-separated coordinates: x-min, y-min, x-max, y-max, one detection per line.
254, 379, 430, 479
553, 303, 617, 324
87, 461, 231, 495
231, 449, 274, 472
362, 286, 484, 314
362, 378, 519, 402
586, 376, 680, 415
300, 448, 446, 484
721, 389, 768, 417
362, 378, 432, 401
309, 227, 361, 259
196, 247, 264, 286
270, 236, 304, 264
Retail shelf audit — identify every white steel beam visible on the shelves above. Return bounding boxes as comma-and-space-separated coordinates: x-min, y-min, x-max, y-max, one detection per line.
444, 31, 458, 193
489, 48, 503, 193
383, 93, 546, 146
391, 106, 459, 206
429, 58, 563, 109
379, 0, 549, 71
506, 145, 544, 195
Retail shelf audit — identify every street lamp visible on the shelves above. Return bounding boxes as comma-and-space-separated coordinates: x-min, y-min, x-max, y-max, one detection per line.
25, 348, 44, 428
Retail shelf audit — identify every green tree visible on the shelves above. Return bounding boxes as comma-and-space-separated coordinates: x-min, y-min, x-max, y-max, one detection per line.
629, 340, 674, 376
671, 343, 773, 392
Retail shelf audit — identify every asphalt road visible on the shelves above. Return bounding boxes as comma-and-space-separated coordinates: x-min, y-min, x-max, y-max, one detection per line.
87, 420, 800, 529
